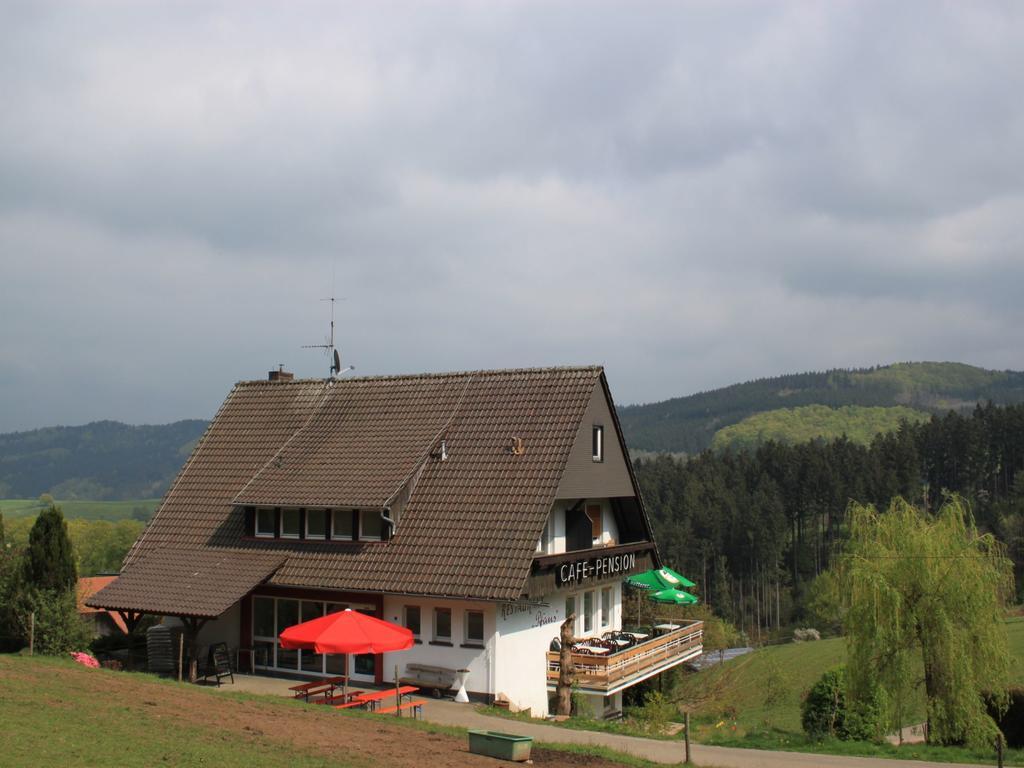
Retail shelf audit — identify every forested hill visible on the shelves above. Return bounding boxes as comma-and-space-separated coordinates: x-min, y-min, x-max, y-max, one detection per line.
619, 362, 1024, 454
0, 420, 209, 500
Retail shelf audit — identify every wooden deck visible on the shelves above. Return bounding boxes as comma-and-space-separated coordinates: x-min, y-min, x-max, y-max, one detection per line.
546, 621, 703, 695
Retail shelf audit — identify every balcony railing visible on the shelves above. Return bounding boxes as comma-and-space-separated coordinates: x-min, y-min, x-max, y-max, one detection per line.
546, 620, 703, 694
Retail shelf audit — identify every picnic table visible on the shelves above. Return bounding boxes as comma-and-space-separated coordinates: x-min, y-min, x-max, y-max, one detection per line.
288, 676, 348, 702
334, 685, 424, 718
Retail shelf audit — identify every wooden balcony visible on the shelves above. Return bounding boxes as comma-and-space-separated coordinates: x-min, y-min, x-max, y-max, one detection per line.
546, 620, 703, 695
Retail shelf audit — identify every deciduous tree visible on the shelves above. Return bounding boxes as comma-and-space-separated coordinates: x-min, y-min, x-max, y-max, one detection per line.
838, 497, 1013, 746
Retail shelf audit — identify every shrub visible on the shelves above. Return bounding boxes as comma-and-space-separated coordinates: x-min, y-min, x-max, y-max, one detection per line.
763, 656, 791, 708
629, 690, 678, 734
26, 588, 93, 656
801, 666, 885, 742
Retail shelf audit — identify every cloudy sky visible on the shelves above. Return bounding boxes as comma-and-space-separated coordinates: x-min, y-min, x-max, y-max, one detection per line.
1, 1, 1022, 432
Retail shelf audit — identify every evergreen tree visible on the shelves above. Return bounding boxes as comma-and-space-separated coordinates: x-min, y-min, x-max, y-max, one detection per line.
22, 505, 77, 593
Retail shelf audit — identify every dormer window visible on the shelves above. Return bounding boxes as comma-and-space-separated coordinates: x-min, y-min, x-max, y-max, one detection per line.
332, 510, 354, 540
306, 509, 327, 539
255, 508, 276, 538
281, 508, 301, 539
592, 425, 604, 462
360, 510, 383, 541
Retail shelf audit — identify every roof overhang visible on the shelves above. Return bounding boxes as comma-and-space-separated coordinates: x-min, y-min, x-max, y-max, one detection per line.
86, 549, 287, 619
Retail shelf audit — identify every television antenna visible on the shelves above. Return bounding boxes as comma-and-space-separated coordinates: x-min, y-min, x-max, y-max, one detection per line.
302, 296, 354, 378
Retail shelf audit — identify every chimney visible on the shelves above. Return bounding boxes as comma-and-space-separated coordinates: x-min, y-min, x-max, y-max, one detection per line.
268, 364, 294, 382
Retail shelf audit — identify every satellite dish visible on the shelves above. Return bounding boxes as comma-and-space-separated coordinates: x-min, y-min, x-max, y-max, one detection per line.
333, 349, 341, 376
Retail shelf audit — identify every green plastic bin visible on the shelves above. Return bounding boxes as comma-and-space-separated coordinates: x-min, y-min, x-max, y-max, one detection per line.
467, 730, 533, 762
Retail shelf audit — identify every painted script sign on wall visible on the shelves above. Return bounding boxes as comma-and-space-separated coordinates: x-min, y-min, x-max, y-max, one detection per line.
557, 551, 637, 586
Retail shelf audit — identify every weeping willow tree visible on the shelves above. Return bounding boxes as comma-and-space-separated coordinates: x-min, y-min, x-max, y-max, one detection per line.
837, 497, 1013, 747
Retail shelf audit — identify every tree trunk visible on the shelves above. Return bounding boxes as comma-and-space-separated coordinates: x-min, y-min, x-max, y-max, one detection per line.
556, 613, 576, 716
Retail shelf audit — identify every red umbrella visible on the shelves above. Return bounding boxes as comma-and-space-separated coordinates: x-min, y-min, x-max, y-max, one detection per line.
280, 609, 414, 704
279, 608, 414, 654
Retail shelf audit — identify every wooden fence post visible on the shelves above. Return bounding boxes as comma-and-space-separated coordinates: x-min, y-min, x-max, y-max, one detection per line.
684, 711, 692, 765
178, 634, 184, 683
997, 733, 1004, 768
28, 611, 34, 656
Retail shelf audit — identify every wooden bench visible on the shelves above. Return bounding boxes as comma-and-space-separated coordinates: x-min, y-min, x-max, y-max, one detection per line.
314, 691, 364, 706
376, 699, 425, 719
289, 676, 347, 702
399, 663, 458, 697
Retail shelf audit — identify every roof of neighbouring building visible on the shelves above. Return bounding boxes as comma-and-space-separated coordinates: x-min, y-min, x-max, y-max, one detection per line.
88, 366, 650, 616
77, 576, 129, 632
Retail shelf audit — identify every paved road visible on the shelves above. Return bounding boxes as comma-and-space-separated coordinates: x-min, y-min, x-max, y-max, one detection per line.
422, 700, 992, 768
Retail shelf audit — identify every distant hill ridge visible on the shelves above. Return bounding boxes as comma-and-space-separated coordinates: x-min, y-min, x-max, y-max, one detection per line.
3, 362, 1022, 500
619, 362, 1024, 454
0, 419, 209, 500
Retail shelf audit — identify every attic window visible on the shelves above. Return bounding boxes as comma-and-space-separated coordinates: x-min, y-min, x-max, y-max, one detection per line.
255, 508, 275, 538
306, 509, 327, 540
592, 425, 604, 462
281, 508, 300, 539
360, 510, 383, 541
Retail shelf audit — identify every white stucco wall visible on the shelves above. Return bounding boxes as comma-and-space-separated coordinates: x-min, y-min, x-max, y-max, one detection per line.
493, 599, 563, 717
381, 596, 494, 696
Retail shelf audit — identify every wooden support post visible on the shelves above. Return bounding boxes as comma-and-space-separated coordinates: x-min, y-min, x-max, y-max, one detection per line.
684, 711, 692, 765
28, 611, 34, 656
395, 664, 400, 717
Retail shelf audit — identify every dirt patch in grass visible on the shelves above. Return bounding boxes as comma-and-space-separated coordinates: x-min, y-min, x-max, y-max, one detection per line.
0, 656, 630, 767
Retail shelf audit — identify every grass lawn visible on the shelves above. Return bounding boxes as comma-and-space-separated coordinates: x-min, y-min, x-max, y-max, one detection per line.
0, 655, 679, 768
671, 616, 1024, 765
0, 498, 160, 522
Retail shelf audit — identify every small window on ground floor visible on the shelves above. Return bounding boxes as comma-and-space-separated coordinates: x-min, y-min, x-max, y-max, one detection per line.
404, 605, 421, 638
255, 508, 276, 537
583, 590, 594, 633
465, 610, 484, 645
434, 607, 452, 642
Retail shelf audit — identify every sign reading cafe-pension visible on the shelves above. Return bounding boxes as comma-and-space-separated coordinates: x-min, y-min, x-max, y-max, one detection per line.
557, 551, 637, 586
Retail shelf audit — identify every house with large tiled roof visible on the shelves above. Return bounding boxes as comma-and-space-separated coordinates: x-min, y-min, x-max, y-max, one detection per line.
89, 365, 702, 716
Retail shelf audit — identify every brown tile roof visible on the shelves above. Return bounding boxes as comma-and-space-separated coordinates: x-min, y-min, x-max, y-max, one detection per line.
89, 549, 287, 618
89, 366, 611, 615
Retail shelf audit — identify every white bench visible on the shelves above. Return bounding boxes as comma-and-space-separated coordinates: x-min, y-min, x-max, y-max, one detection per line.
399, 663, 459, 697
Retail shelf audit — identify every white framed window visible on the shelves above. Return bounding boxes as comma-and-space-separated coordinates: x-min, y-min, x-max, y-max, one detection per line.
255, 508, 275, 538
592, 425, 604, 462
404, 605, 421, 639
305, 509, 327, 539
360, 510, 383, 541
280, 508, 301, 538
464, 610, 484, 645
583, 590, 594, 634
332, 510, 354, 540
433, 607, 452, 642
601, 587, 612, 628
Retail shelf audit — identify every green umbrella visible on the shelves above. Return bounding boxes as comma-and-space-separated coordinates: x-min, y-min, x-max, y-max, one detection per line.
626, 567, 697, 591
649, 587, 698, 605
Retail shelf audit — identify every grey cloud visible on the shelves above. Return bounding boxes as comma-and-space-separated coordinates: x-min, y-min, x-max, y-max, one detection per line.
1, 0, 1023, 431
